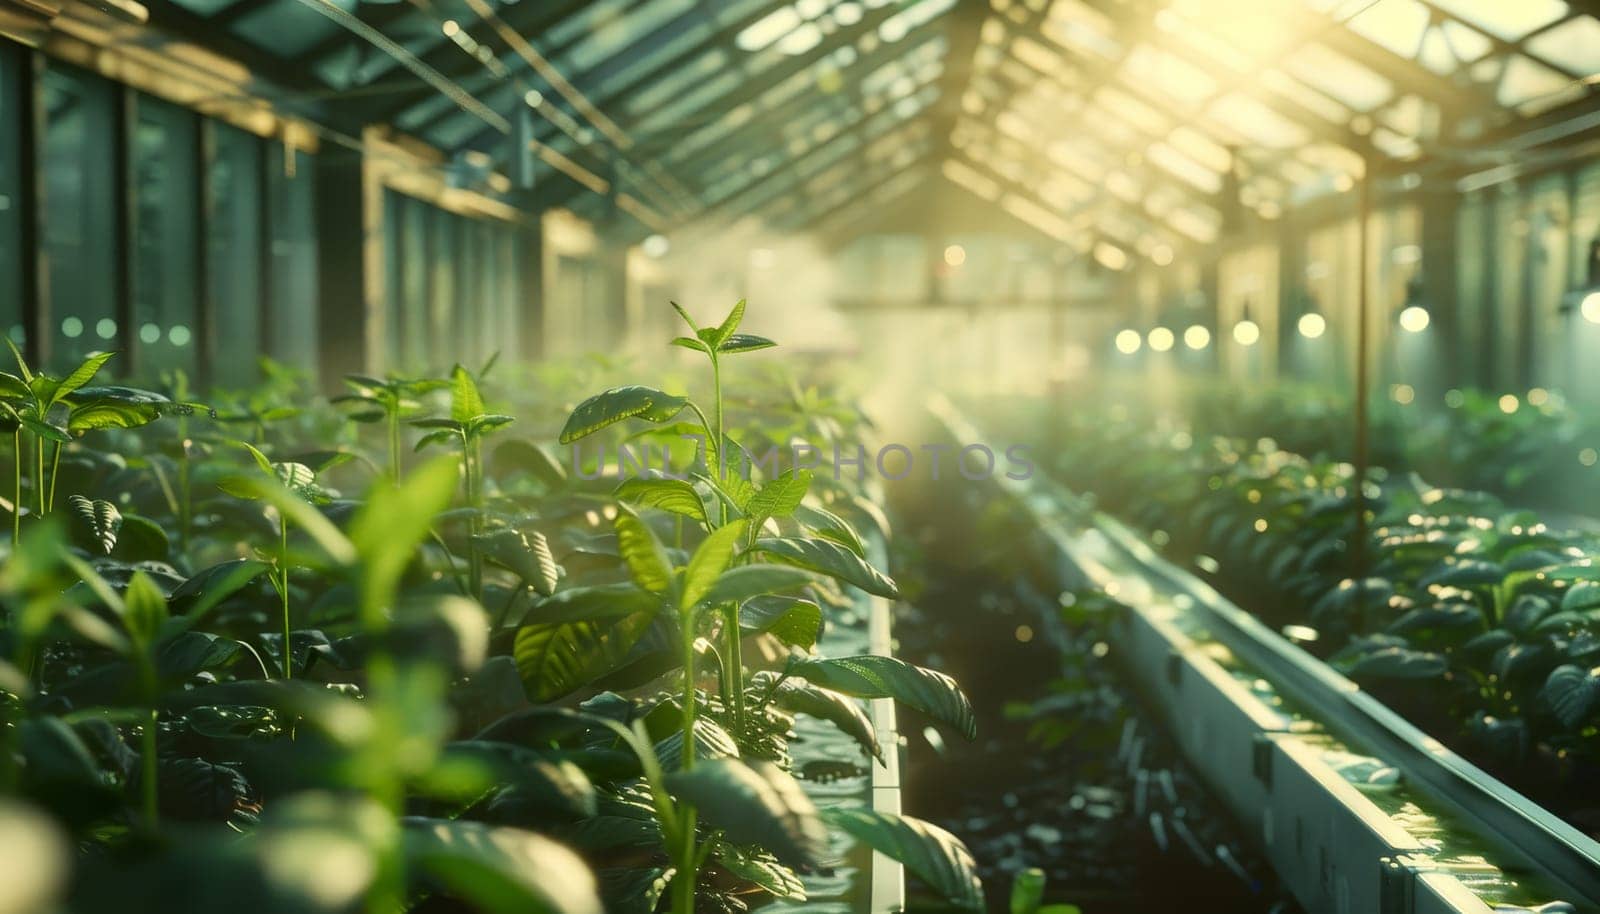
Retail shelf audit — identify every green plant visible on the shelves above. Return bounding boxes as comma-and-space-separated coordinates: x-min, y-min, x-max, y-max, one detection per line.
218, 443, 332, 678
415, 364, 514, 602
551, 300, 981, 914
336, 372, 450, 484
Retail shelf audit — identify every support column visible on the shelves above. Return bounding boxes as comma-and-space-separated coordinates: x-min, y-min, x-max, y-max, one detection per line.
312, 145, 373, 385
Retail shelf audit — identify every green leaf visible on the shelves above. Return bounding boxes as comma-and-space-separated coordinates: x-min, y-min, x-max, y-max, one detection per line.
671, 336, 709, 354
403, 818, 604, 914
712, 842, 804, 900
474, 528, 561, 596
1339, 646, 1448, 681
663, 758, 826, 868
755, 536, 899, 598
739, 596, 822, 648
241, 441, 275, 476
67, 398, 162, 432
67, 495, 121, 555
700, 565, 815, 608
1541, 665, 1600, 730
433, 742, 597, 819
524, 584, 662, 625
452, 365, 486, 424
708, 299, 745, 347
349, 458, 459, 613
514, 611, 655, 702
654, 717, 740, 770
1419, 559, 1505, 590
746, 470, 811, 530
775, 680, 881, 762
50, 351, 114, 407
20, 417, 69, 444
718, 334, 777, 354
794, 504, 866, 557
791, 655, 975, 739
559, 387, 690, 444
1563, 581, 1600, 613
668, 301, 699, 333
123, 570, 169, 649
167, 559, 272, 622
2, 338, 30, 382
822, 808, 984, 911
681, 520, 748, 609
613, 505, 674, 596
615, 477, 709, 527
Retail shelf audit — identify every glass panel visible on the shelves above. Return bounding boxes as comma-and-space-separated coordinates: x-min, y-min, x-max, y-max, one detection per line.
0, 46, 23, 347
1497, 53, 1576, 108
1431, 0, 1568, 41
42, 64, 117, 371
207, 123, 263, 388
400, 196, 429, 368
429, 209, 458, 364
1526, 15, 1600, 76
1282, 43, 1393, 110
266, 142, 317, 374
1346, 0, 1430, 60
133, 95, 199, 377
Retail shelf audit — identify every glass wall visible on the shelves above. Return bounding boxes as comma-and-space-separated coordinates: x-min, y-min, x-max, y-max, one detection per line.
0, 39, 317, 384
265, 142, 317, 372
133, 95, 199, 376
383, 190, 521, 372
0, 46, 23, 347
207, 123, 263, 389
42, 64, 116, 367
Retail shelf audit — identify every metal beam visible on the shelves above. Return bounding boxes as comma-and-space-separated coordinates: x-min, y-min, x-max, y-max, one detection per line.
670, 25, 947, 194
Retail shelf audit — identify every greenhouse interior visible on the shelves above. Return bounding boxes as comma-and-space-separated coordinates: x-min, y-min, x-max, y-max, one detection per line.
4, 0, 1600, 912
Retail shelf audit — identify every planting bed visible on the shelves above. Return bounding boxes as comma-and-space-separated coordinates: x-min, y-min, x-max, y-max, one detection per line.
936, 396, 1600, 912
882, 433, 1290, 914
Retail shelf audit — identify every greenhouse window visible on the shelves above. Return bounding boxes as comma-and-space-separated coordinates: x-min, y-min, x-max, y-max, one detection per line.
1431, 0, 1569, 41
1526, 16, 1600, 77
1345, 0, 1430, 62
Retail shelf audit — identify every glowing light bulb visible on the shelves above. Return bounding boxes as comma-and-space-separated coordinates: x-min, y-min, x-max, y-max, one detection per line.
944, 244, 966, 267
1233, 319, 1260, 346
1147, 327, 1174, 352
1114, 329, 1142, 354
1399, 305, 1430, 333
1183, 325, 1210, 350
1297, 313, 1326, 339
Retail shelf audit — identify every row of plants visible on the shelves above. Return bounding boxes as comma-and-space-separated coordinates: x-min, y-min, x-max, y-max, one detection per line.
0, 301, 988, 914
1150, 379, 1600, 517
999, 396, 1600, 828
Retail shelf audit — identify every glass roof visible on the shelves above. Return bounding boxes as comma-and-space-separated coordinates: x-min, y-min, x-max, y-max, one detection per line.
146, 0, 1600, 253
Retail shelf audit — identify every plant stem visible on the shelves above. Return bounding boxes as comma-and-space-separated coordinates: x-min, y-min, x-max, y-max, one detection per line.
280, 517, 292, 679
46, 440, 61, 513
11, 429, 20, 547
388, 406, 403, 485
723, 602, 744, 737
710, 355, 725, 486
672, 606, 702, 914
33, 435, 43, 514
493, 584, 523, 630
465, 435, 483, 602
